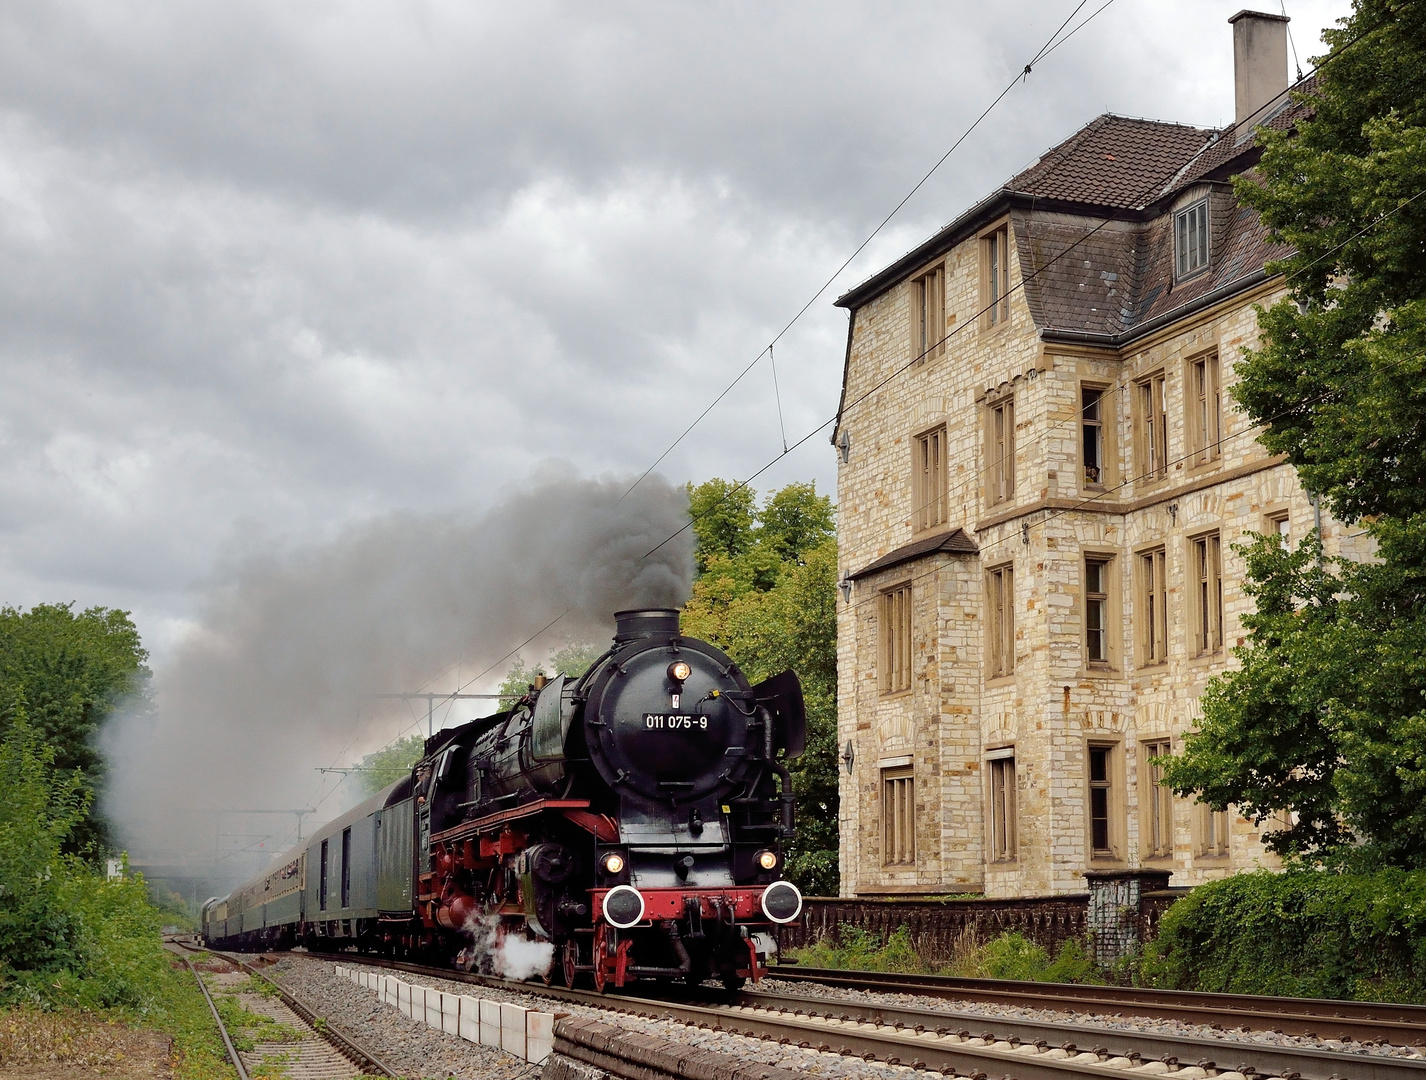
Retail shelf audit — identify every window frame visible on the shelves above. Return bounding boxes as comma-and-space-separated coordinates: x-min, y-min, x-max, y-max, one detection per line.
1265, 509, 1290, 546
1085, 740, 1123, 861
912, 424, 948, 534
1133, 369, 1169, 485
1083, 553, 1116, 670
1175, 198, 1210, 280
1189, 530, 1224, 657
980, 222, 1011, 329
1195, 799, 1231, 859
909, 262, 946, 365
319, 838, 329, 911
1140, 738, 1174, 860
986, 562, 1015, 680
882, 765, 916, 867
985, 394, 1016, 507
987, 751, 1018, 862
1136, 545, 1169, 667
1079, 383, 1111, 490
1186, 350, 1222, 469
878, 582, 913, 696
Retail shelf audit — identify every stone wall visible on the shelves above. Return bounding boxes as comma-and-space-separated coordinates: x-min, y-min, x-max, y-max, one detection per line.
777, 895, 1089, 965
779, 879, 1188, 969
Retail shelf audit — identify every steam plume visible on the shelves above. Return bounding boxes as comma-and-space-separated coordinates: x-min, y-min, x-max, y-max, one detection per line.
104, 467, 692, 881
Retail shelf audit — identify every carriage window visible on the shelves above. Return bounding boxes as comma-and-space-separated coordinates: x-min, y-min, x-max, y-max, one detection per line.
340, 827, 352, 908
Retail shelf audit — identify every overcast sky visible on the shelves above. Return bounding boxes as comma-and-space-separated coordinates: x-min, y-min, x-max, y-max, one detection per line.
1, 0, 1347, 675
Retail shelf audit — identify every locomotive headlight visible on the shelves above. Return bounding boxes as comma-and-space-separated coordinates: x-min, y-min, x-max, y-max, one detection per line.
756, 849, 779, 871
668, 660, 692, 683
601, 852, 625, 875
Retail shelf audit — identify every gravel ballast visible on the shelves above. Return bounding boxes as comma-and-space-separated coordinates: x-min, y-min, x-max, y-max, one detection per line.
268, 955, 971, 1080
756, 976, 1426, 1059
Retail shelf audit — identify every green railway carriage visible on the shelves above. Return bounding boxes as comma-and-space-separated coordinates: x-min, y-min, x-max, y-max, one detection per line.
201, 777, 418, 952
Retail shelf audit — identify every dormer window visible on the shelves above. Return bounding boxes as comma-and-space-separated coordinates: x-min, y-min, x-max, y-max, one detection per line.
1175, 199, 1209, 278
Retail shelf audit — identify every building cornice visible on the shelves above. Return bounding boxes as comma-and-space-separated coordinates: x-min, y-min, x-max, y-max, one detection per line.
972, 454, 1288, 534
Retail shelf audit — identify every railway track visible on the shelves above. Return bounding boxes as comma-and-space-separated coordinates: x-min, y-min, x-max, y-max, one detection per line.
171, 941, 396, 1078
314, 951, 1426, 1080
769, 967, 1426, 1048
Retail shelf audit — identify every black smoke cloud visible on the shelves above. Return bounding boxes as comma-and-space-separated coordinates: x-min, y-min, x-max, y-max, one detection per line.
104, 468, 692, 873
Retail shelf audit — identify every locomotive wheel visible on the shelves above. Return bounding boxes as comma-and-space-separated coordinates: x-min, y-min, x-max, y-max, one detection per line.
593, 925, 615, 993
720, 973, 747, 992
560, 939, 577, 988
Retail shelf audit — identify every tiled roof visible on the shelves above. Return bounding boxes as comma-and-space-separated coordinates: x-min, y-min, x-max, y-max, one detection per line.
835, 79, 1317, 315
849, 528, 978, 580
1006, 115, 1220, 210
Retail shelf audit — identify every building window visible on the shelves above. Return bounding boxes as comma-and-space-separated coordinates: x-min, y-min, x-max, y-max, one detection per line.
982, 225, 1010, 326
1175, 199, 1209, 278
340, 827, 352, 908
1191, 531, 1224, 655
1088, 744, 1117, 858
319, 838, 329, 911
1137, 546, 1168, 666
1188, 352, 1221, 466
1267, 510, 1290, 545
1134, 371, 1168, 482
1084, 556, 1112, 666
1082, 386, 1106, 487
882, 766, 916, 866
1197, 801, 1230, 858
913, 426, 947, 533
987, 564, 1015, 678
986, 396, 1015, 505
910, 264, 945, 364
988, 755, 1017, 861
1142, 739, 1173, 859
878, 584, 912, 695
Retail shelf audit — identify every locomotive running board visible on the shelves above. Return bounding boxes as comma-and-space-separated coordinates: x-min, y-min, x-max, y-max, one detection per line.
431, 798, 618, 845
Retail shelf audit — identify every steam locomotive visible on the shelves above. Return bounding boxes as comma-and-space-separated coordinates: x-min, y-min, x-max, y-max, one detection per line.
201, 608, 806, 990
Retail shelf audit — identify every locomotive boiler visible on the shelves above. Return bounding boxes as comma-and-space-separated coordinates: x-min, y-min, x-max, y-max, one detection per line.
203, 608, 806, 991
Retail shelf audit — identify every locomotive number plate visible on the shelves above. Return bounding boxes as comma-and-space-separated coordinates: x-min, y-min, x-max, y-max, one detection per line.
643, 713, 709, 730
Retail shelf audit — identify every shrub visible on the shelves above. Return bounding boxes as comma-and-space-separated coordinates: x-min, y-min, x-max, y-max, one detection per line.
788, 924, 1104, 982
1144, 869, 1426, 1001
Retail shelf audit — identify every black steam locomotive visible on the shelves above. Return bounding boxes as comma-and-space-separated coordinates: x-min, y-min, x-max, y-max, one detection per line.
202, 608, 805, 990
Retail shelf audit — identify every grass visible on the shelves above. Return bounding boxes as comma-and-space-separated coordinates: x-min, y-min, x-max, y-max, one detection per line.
788, 925, 1106, 983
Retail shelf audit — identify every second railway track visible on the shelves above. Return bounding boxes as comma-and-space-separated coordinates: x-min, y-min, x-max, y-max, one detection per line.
770, 967, 1426, 1047
314, 950, 1426, 1080
172, 941, 396, 1079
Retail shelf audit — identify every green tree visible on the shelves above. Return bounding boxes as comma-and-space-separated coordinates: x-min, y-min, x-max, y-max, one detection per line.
687, 478, 758, 573
496, 642, 601, 710
356, 734, 426, 796
682, 479, 840, 895
0, 604, 150, 855
1165, 0, 1426, 865
0, 714, 90, 974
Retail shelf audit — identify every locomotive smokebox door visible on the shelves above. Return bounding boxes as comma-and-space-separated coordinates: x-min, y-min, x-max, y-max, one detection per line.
588, 649, 739, 805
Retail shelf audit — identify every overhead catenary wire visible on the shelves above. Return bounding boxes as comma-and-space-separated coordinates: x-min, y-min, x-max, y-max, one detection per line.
637, 8, 1395, 571
614, 0, 1114, 506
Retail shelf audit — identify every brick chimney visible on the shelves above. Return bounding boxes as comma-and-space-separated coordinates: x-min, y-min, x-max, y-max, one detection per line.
1230, 10, 1290, 131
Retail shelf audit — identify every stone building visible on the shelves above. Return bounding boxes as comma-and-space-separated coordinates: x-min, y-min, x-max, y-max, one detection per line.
830, 12, 1364, 898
